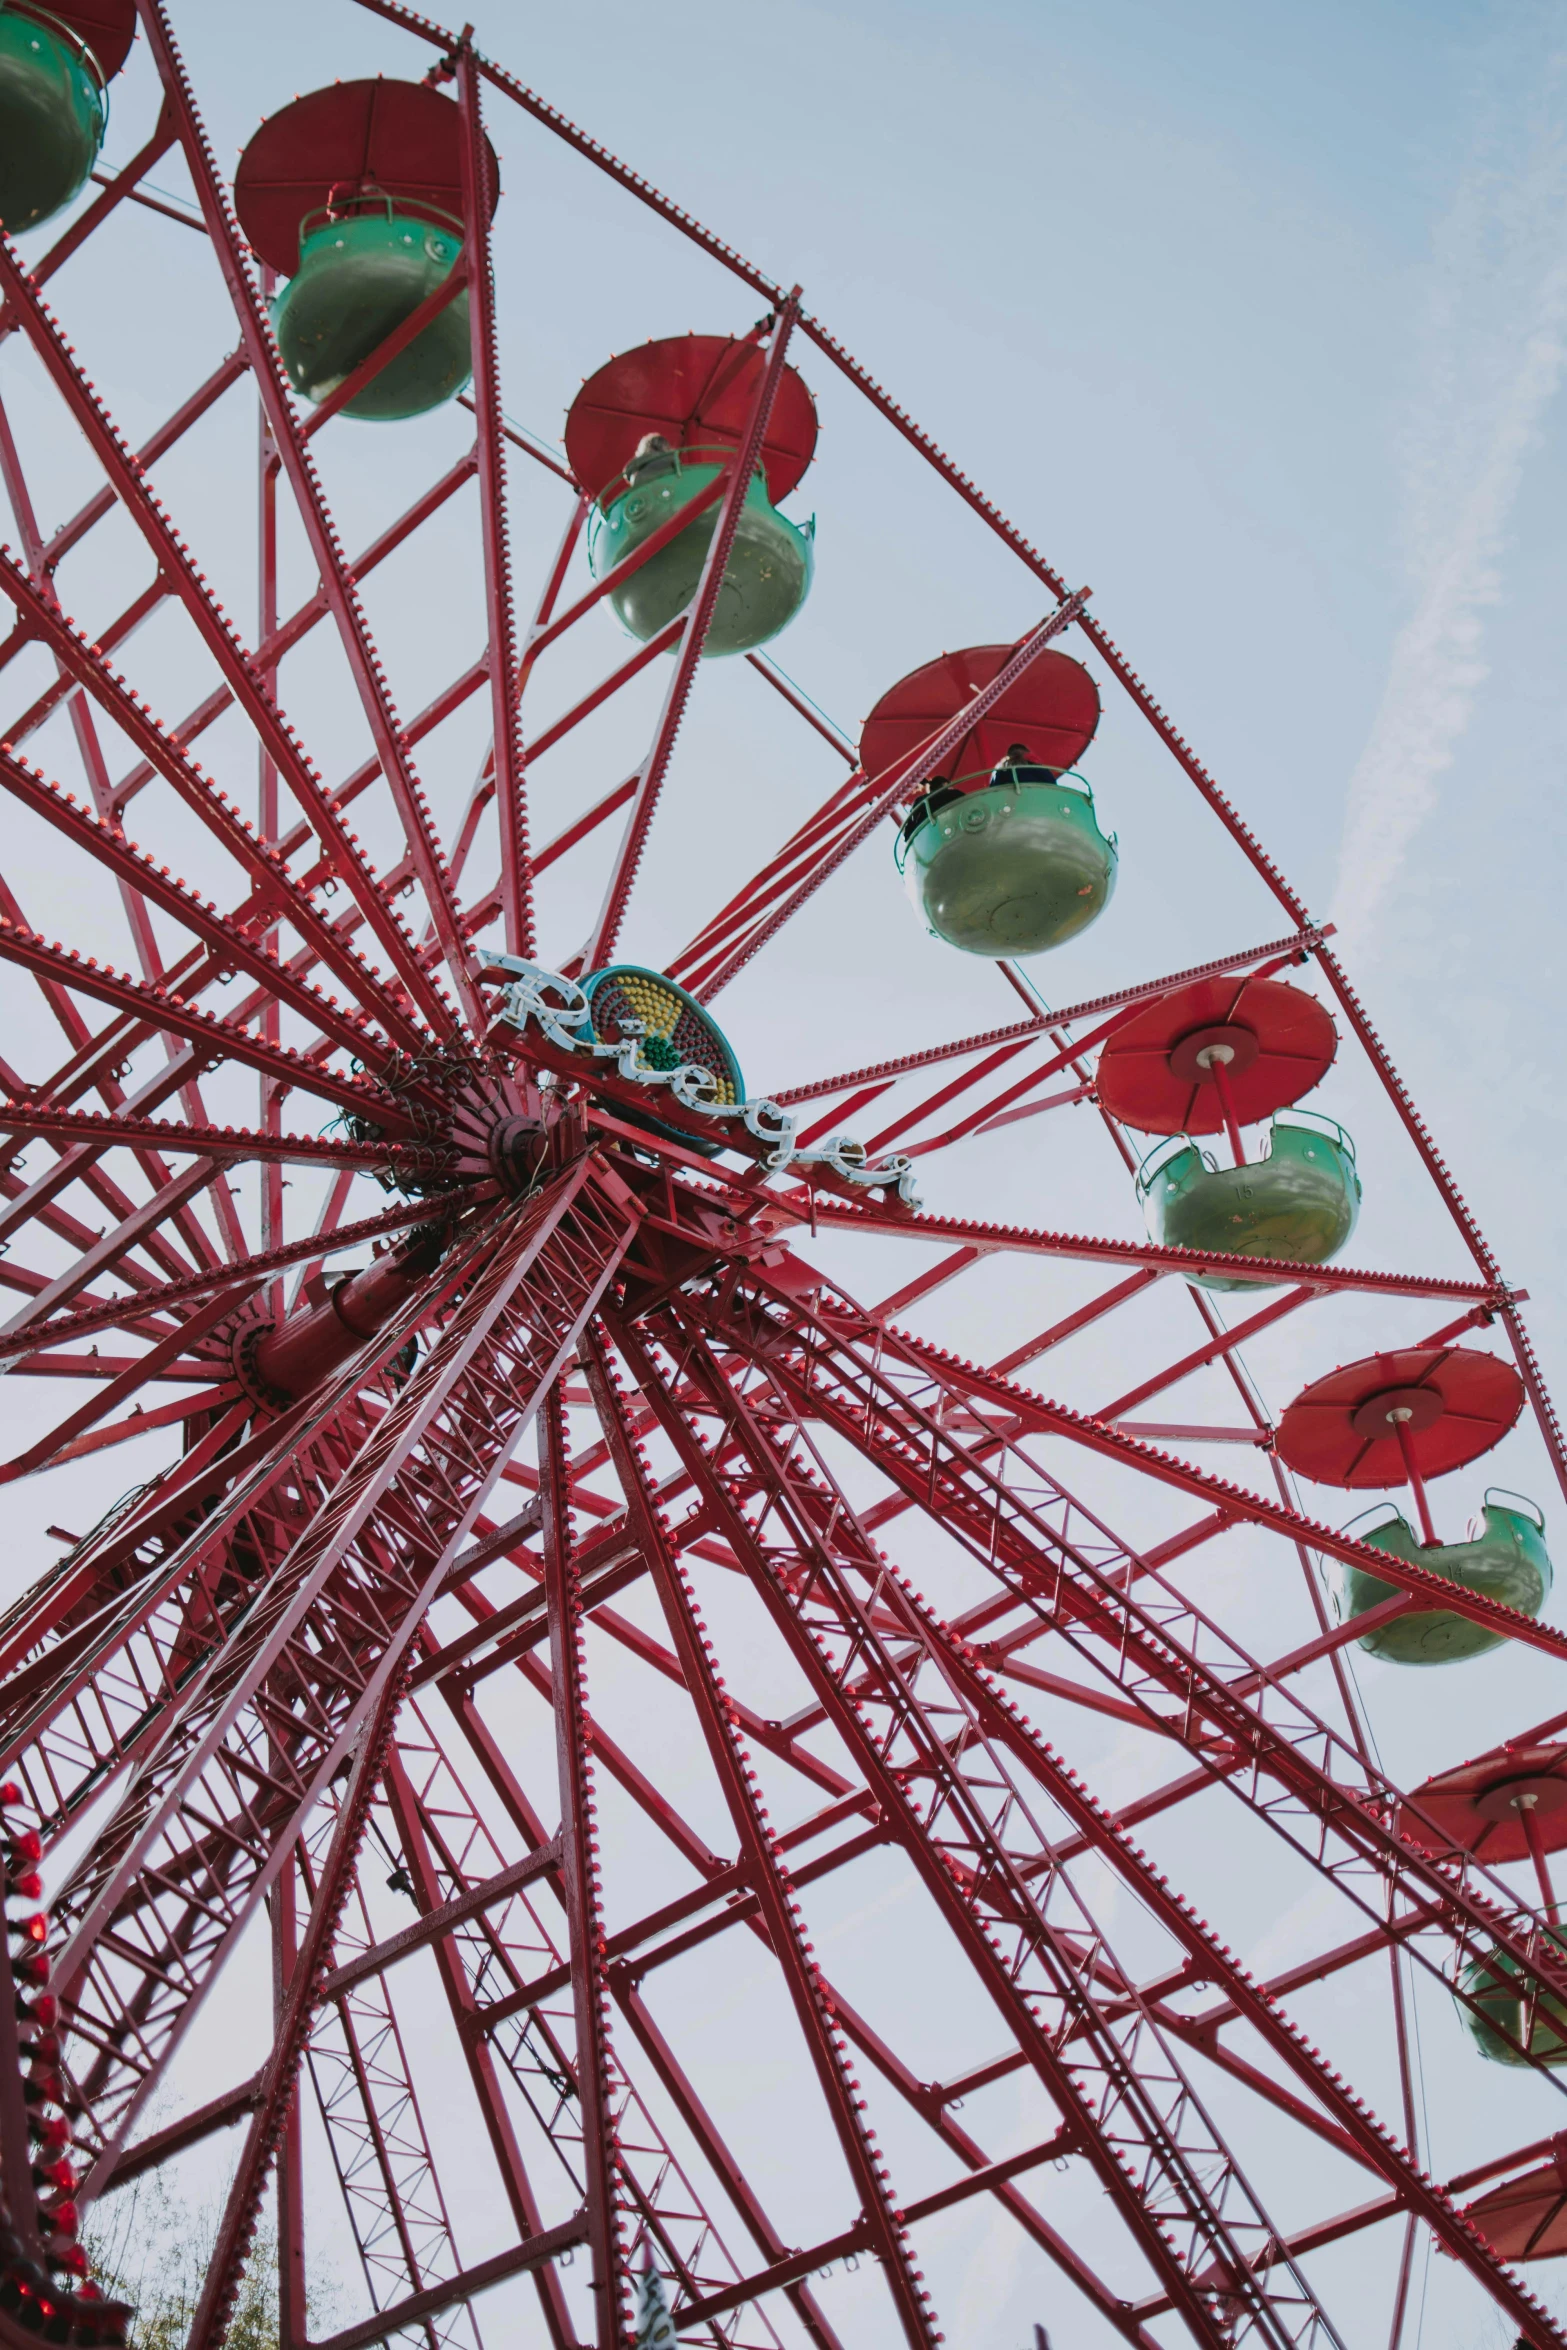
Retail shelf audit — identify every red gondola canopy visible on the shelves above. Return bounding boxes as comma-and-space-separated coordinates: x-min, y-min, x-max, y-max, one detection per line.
1276, 1346, 1525, 1489
565, 334, 819, 507
235, 79, 500, 276
858, 643, 1101, 791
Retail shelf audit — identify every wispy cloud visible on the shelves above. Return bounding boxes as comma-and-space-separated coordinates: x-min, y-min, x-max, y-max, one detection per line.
1331, 17, 1567, 956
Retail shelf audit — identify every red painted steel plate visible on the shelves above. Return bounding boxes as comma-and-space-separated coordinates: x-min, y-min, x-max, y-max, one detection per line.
565, 335, 818, 505
1275, 1346, 1525, 1488
52, 0, 135, 77
1095, 975, 1337, 1136
1399, 1744, 1567, 1860
235, 80, 500, 276
1458, 2155, 1567, 2262
857, 644, 1101, 789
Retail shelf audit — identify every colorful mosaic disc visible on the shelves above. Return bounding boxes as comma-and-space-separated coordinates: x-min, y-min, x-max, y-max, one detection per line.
581, 966, 744, 1108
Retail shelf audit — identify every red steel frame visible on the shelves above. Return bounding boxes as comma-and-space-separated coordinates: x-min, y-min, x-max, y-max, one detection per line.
0, 5, 1557, 2348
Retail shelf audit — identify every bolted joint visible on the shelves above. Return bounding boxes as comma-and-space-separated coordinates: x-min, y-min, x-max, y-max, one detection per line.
486, 1113, 552, 1197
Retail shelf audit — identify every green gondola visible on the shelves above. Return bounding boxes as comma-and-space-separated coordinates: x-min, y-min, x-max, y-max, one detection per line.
896, 759, 1117, 958
1333, 1492, 1551, 1665
1137, 1111, 1360, 1291
589, 439, 814, 657
270, 202, 471, 420
1459, 1925, 1567, 2066
0, 3, 109, 234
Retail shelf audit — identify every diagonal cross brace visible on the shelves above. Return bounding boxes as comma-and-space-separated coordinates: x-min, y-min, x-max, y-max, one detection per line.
54, 1161, 639, 2189
619, 1304, 1331, 2350
690, 1270, 1567, 2084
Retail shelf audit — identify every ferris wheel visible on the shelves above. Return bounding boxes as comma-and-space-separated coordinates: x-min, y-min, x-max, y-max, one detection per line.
0, 4, 1563, 2347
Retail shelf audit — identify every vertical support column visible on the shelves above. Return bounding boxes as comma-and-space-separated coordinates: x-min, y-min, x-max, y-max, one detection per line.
1200, 1048, 1247, 1167
1263, 1460, 1427, 2350
581, 1334, 943, 2350
380, 1752, 578, 2350
187, 1669, 411, 2350
455, 42, 532, 962
0, 1822, 41, 2261
271, 1847, 308, 2350
256, 278, 285, 1323
611, 1319, 1244, 2349
1390, 1414, 1440, 1547
539, 1387, 627, 2349
1383, 1950, 1419, 2350
1518, 1798, 1561, 1926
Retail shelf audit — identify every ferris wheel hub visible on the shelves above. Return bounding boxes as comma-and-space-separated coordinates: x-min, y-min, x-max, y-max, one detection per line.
485, 1113, 552, 1196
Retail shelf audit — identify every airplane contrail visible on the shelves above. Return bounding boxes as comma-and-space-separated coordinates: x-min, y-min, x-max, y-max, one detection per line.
1331, 24, 1567, 957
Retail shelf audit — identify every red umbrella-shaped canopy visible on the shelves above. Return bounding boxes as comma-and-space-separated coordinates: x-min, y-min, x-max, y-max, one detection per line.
50, 0, 135, 78
1457, 2148, 1567, 2262
1275, 1345, 1525, 1489
1096, 974, 1337, 1136
858, 644, 1101, 791
1398, 1744, 1567, 1862
565, 335, 818, 507
235, 80, 500, 277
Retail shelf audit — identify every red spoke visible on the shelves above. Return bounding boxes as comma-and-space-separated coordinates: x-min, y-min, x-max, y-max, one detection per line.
799, 1194, 1509, 1305
0, 1287, 242, 1476
0, 1101, 446, 1174
0, 1197, 480, 1360
0, 1156, 237, 1344
0, 556, 439, 1059
456, 47, 530, 959
0, 744, 402, 1067
773, 928, 1329, 1106
0, 270, 461, 1045
95, 455, 480, 824
42, 348, 250, 573
139, 0, 487, 1034
0, 921, 423, 1133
